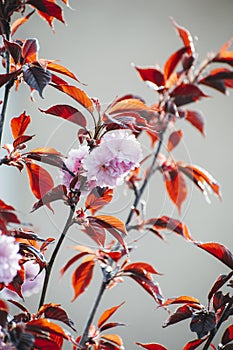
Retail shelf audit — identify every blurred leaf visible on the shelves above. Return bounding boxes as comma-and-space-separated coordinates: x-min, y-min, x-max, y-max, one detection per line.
11, 10, 35, 36
184, 110, 205, 136
10, 112, 31, 139
222, 325, 233, 345
164, 47, 187, 81
171, 18, 195, 54
38, 303, 76, 331
160, 296, 200, 307
171, 84, 208, 106
167, 130, 183, 152
183, 338, 207, 350
199, 68, 233, 94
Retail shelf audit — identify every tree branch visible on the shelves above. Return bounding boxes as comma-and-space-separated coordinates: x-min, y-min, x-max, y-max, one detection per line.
38, 206, 75, 310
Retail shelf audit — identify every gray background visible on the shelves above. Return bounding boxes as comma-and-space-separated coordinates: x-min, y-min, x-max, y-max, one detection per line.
1, 0, 233, 349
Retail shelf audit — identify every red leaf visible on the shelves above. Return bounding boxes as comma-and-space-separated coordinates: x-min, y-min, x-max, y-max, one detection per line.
31, 184, 67, 212
98, 302, 125, 329
164, 47, 188, 81
46, 61, 81, 82
208, 272, 233, 303
178, 163, 221, 202
222, 325, 233, 345
10, 112, 31, 139
164, 168, 187, 213
183, 338, 207, 350
13, 134, 34, 149
37, 303, 76, 331
26, 162, 54, 200
184, 110, 205, 136
71, 260, 95, 301
162, 304, 193, 328
0, 70, 21, 88
199, 68, 233, 94
100, 334, 123, 348
3, 38, 21, 64
171, 18, 195, 54
28, 0, 65, 23
39, 104, 86, 127
22, 63, 51, 98
22, 38, 39, 63
123, 262, 162, 276
171, 84, 208, 106
134, 65, 165, 88
85, 187, 113, 214
51, 84, 94, 112
160, 296, 201, 307
196, 242, 233, 270
145, 216, 193, 241
128, 275, 164, 304
11, 10, 35, 37
167, 130, 183, 152
108, 98, 150, 115
136, 342, 168, 350
60, 252, 91, 277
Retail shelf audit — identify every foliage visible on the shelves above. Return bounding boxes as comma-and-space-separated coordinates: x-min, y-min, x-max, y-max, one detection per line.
0, 2, 232, 349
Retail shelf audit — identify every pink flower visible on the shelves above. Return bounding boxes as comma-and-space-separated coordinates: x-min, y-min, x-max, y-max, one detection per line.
0, 233, 21, 284
61, 145, 89, 189
83, 130, 143, 187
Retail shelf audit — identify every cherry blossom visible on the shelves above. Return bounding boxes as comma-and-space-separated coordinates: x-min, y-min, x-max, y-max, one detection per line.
0, 233, 21, 284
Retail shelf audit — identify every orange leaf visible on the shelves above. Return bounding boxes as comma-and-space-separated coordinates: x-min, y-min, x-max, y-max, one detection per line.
47, 61, 81, 82
100, 334, 123, 347
167, 130, 183, 152
26, 318, 69, 340
71, 260, 95, 301
165, 169, 187, 213
98, 302, 125, 329
11, 10, 35, 37
164, 47, 187, 81
51, 84, 94, 112
160, 296, 200, 307
94, 215, 126, 235
10, 112, 31, 139
85, 187, 113, 214
196, 242, 233, 270
26, 162, 54, 200
108, 98, 150, 114
123, 262, 162, 276
171, 18, 195, 54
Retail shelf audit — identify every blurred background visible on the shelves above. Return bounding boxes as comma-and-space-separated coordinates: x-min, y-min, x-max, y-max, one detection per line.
1, 0, 233, 348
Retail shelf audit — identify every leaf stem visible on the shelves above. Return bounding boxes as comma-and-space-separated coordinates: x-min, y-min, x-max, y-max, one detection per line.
38, 206, 75, 310
125, 132, 164, 227
202, 301, 233, 350
79, 281, 106, 347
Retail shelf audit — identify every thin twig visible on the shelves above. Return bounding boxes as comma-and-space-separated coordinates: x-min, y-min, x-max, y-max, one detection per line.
79, 281, 106, 347
38, 206, 75, 310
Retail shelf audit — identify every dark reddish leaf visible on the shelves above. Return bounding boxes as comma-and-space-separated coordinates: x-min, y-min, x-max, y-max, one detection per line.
38, 303, 76, 331
199, 68, 233, 94
222, 325, 233, 345
208, 272, 233, 303
46, 62, 81, 82
13, 134, 34, 149
39, 104, 86, 127
222, 345, 233, 350
19, 243, 46, 272
128, 275, 164, 304
83, 218, 106, 246
26, 318, 69, 340
167, 130, 183, 152
162, 304, 193, 328
171, 84, 208, 106
6, 267, 25, 298
51, 84, 94, 112
71, 259, 95, 301
0, 199, 15, 211
85, 187, 113, 214
100, 322, 125, 332
178, 163, 221, 201
98, 302, 125, 328
164, 168, 187, 213
183, 338, 208, 350
34, 337, 62, 350
171, 18, 195, 54
213, 291, 232, 312
196, 242, 233, 270
161, 296, 201, 307
11, 10, 35, 37
164, 47, 188, 81
10, 228, 46, 242
92, 215, 127, 250
145, 216, 193, 241
0, 299, 9, 313
0, 211, 20, 225
22, 38, 39, 63
26, 162, 54, 200
10, 112, 31, 139
22, 63, 52, 98
27, 0, 65, 23
25, 151, 65, 170
0, 69, 21, 88
100, 334, 123, 349
134, 65, 165, 88
31, 184, 67, 212
60, 252, 91, 276
3, 38, 21, 64
190, 310, 216, 338
104, 111, 153, 134
136, 342, 168, 350
184, 110, 205, 136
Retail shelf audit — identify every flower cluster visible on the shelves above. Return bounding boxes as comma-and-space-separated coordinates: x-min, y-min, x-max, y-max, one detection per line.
62, 130, 143, 190
0, 233, 21, 284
